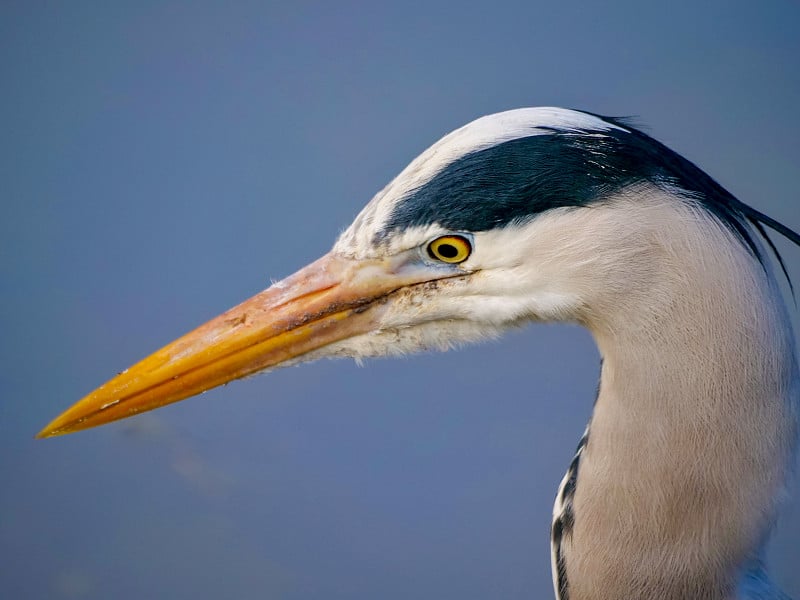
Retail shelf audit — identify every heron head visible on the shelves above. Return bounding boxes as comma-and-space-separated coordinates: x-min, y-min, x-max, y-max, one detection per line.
38, 107, 760, 437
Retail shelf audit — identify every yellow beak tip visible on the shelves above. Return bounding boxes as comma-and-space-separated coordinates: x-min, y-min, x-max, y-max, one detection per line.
36, 411, 83, 439
36, 423, 65, 439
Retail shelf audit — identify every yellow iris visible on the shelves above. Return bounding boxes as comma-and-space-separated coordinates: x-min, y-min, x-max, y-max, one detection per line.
427, 235, 472, 264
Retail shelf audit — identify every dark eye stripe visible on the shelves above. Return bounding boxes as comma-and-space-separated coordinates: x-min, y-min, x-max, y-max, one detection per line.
375, 125, 766, 270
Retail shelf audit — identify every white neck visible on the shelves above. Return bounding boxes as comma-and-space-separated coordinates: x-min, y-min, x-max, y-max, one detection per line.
554, 193, 798, 599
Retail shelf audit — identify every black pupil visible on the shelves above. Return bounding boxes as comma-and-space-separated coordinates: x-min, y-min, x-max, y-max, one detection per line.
438, 243, 459, 258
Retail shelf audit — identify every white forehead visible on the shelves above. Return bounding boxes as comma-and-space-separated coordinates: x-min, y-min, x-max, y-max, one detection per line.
334, 107, 623, 257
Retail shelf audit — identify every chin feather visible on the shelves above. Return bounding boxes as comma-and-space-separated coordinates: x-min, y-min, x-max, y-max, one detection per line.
308, 319, 511, 364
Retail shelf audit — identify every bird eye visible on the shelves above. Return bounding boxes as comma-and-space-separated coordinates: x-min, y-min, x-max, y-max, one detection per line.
427, 235, 472, 264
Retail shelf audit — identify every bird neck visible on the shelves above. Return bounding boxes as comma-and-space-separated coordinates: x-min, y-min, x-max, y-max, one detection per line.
560, 199, 798, 600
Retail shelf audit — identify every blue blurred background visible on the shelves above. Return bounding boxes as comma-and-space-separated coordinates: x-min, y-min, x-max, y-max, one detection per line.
2, 2, 798, 598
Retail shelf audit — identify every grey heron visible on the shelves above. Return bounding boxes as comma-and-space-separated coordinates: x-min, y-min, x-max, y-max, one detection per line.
39, 107, 799, 599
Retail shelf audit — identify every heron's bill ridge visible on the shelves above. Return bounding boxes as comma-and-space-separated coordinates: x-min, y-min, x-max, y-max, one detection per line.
37, 252, 428, 438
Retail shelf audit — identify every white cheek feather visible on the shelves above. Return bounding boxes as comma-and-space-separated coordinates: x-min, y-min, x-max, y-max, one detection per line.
464, 221, 588, 321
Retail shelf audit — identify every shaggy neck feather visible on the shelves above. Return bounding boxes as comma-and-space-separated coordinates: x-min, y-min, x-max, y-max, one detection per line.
561, 197, 797, 600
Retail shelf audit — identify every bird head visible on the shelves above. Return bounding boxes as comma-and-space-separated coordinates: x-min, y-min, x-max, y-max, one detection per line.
38, 107, 765, 437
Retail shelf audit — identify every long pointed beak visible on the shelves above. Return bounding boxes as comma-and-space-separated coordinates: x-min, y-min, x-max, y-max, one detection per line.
38, 252, 417, 438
